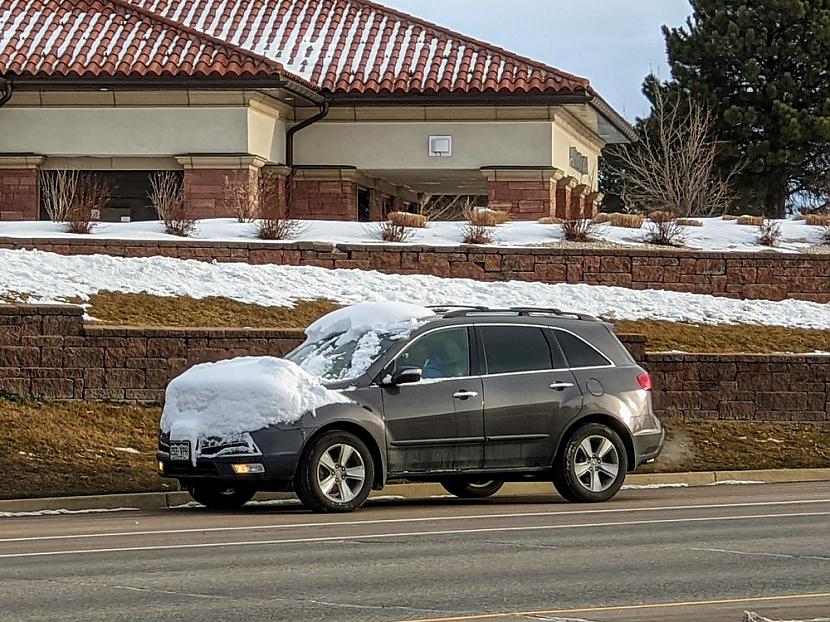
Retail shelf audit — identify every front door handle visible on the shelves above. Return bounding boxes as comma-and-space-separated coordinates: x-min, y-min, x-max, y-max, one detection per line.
453, 390, 479, 400
550, 382, 574, 391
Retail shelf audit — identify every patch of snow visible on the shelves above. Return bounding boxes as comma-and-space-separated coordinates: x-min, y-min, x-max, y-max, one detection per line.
0, 217, 825, 253
114, 447, 140, 454
1, 249, 828, 332
161, 357, 351, 464
0, 507, 138, 518
621, 483, 689, 490
712, 480, 765, 486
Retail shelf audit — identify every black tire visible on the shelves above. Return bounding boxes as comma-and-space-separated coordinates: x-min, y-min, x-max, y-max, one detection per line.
440, 479, 504, 499
553, 423, 628, 503
188, 484, 255, 510
295, 431, 375, 513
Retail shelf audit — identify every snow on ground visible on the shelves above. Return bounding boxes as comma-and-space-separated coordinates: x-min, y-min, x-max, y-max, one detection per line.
0, 507, 138, 518
162, 357, 351, 463
0, 217, 826, 253
1, 249, 828, 329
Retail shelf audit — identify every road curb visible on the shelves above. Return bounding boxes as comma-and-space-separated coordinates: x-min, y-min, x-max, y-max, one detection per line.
2, 468, 829, 515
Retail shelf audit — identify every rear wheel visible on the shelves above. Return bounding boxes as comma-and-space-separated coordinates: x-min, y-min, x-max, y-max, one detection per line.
553, 423, 627, 503
295, 431, 375, 513
188, 484, 255, 510
441, 479, 504, 499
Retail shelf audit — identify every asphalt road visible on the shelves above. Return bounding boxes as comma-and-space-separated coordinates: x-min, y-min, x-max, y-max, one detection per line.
1, 482, 829, 622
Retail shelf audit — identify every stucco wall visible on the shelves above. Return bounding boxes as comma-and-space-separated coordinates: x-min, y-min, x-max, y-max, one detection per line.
293, 121, 556, 170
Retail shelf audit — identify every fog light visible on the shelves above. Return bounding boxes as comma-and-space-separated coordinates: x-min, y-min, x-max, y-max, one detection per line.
232, 463, 265, 475
157, 461, 165, 473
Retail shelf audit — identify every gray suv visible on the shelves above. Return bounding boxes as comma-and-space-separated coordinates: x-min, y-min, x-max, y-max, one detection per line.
158, 306, 664, 512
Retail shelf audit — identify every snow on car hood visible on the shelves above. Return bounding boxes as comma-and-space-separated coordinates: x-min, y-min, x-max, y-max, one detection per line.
161, 357, 351, 463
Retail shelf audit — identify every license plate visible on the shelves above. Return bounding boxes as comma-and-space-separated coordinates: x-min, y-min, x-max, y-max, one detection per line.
169, 441, 191, 462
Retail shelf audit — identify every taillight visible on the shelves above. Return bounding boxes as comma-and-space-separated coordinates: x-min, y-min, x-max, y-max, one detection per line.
637, 372, 652, 391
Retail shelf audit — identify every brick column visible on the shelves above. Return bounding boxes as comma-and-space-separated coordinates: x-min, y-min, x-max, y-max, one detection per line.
555, 177, 578, 220
570, 184, 591, 219
368, 188, 385, 221
289, 168, 359, 221
585, 191, 604, 219
0, 155, 45, 221
482, 168, 564, 220
176, 155, 266, 219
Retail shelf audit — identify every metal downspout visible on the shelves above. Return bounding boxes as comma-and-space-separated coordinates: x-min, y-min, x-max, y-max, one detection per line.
284, 99, 330, 214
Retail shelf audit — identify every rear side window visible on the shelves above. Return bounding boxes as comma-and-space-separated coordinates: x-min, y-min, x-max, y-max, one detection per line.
555, 330, 611, 369
479, 326, 552, 374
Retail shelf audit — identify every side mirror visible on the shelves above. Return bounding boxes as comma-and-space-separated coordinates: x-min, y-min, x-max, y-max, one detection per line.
389, 367, 422, 386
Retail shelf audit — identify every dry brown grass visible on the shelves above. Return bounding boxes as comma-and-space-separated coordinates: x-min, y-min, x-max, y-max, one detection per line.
721, 214, 740, 221
804, 214, 830, 226
463, 206, 510, 227
676, 218, 704, 227
613, 319, 830, 354
640, 415, 830, 474
538, 216, 564, 225
736, 215, 765, 226
0, 396, 164, 499
607, 213, 645, 229
592, 213, 611, 224
648, 209, 676, 223
388, 211, 429, 228
87, 292, 338, 329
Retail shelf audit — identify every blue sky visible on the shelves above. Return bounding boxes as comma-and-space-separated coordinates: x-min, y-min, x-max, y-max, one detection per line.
379, 0, 693, 120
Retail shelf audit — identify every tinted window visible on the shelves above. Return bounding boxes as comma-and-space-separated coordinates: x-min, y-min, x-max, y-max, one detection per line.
394, 328, 470, 380
479, 326, 552, 374
555, 331, 610, 368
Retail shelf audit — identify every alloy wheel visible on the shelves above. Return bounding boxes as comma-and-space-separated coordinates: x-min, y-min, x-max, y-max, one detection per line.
316, 443, 366, 503
572, 435, 620, 493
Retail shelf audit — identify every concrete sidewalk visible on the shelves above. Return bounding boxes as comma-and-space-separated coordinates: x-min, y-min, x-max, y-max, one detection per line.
2, 468, 829, 514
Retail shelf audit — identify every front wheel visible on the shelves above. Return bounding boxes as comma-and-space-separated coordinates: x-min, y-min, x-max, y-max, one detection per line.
295, 431, 375, 513
441, 479, 504, 499
188, 484, 255, 510
553, 423, 627, 503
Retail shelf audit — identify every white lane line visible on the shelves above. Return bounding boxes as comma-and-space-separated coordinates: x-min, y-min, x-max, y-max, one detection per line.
2, 498, 829, 544
690, 547, 830, 562
3, 510, 829, 560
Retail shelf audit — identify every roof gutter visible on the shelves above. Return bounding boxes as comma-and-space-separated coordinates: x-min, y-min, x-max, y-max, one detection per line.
587, 93, 638, 143
0, 75, 12, 108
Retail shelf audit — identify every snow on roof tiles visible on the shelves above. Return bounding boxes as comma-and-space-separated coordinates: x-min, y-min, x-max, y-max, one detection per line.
122, 0, 593, 96
0, 0, 284, 78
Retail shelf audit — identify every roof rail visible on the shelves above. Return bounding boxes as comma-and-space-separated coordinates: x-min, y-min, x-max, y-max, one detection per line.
438, 306, 598, 322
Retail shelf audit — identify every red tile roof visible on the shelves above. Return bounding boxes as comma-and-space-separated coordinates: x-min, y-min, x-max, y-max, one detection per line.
124, 0, 593, 96
0, 0, 284, 78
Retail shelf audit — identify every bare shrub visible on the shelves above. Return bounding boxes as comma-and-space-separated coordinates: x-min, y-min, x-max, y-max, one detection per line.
538, 216, 564, 225
607, 86, 739, 216
804, 214, 830, 226
39, 169, 79, 222
722, 214, 739, 221
389, 211, 428, 228
608, 213, 644, 229
461, 223, 494, 245
370, 221, 414, 243
676, 218, 703, 227
560, 218, 597, 242
737, 215, 765, 226
757, 219, 782, 247
462, 205, 509, 226
64, 174, 109, 234
645, 218, 687, 247
257, 171, 304, 241
223, 176, 257, 223
148, 172, 196, 237
418, 194, 487, 221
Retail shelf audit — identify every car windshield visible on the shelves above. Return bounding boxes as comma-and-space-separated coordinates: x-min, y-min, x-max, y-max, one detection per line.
285, 321, 424, 383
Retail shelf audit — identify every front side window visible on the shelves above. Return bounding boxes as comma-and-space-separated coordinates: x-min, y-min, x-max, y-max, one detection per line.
393, 327, 471, 380
555, 331, 611, 369
479, 326, 552, 375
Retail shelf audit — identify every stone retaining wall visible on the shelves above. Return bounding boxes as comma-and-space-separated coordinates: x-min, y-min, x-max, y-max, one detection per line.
1, 238, 828, 302
1, 305, 827, 422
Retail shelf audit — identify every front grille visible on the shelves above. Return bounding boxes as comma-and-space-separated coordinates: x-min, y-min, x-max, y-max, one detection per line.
164, 461, 219, 477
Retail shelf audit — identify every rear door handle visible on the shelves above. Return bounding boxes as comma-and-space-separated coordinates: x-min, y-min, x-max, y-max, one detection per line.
453, 390, 479, 400
550, 382, 574, 391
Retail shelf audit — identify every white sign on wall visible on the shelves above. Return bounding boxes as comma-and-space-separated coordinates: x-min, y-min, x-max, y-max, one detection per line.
429, 135, 453, 157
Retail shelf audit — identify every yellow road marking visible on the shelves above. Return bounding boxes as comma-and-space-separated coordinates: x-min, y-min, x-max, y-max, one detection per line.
397, 592, 830, 622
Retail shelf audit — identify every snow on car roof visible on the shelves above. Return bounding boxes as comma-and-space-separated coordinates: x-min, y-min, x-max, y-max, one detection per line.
304, 302, 436, 343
